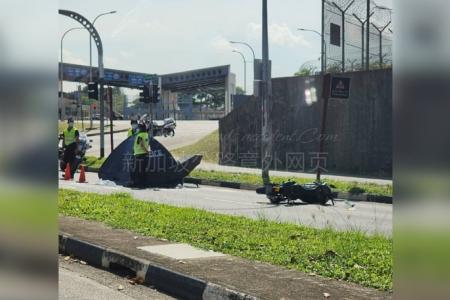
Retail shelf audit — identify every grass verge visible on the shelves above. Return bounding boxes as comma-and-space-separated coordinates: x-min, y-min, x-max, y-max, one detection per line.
169, 130, 391, 197
59, 189, 392, 290
171, 130, 219, 163
83, 154, 392, 197
188, 169, 391, 197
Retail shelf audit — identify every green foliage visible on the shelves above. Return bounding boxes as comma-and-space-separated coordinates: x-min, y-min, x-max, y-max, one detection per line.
294, 66, 316, 76
171, 130, 219, 163
235, 86, 245, 95
191, 87, 225, 109
188, 170, 392, 197
59, 189, 393, 290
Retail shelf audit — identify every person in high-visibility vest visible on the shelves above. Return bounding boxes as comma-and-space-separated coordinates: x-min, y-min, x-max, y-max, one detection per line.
131, 122, 150, 188
62, 117, 80, 177
127, 120, 138, 138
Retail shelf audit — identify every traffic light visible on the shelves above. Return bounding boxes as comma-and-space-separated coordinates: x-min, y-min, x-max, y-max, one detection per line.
139, 85, 150, 103
88, 82, 98, 100
152, 84, 160, 103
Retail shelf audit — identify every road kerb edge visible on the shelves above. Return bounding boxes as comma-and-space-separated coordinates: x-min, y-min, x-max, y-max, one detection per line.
58, 233, 260, 300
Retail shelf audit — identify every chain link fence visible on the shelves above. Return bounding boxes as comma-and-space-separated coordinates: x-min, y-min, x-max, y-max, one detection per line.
323, 0, 392, 72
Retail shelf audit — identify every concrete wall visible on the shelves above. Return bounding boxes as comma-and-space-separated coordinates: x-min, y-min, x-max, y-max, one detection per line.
219, 69, 392, 178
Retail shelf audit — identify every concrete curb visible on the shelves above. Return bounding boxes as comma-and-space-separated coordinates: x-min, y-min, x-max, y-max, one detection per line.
183, 178, 392, 204
83, 168, 392, 204
59, 233, 258, 300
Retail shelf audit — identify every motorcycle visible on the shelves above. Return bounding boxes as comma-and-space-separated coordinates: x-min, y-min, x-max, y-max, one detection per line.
162, 118, 176, 137
58, 133, 92, 174
256, 180, 335, 206
140, 115, 176, 137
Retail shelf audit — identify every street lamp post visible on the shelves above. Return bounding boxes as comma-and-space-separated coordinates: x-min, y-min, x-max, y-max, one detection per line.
298, 28, 327, 73
230, 41, 256, 95
89, 11, 116, 128
59, 9, 106, 157
230, 41, 256, 61
232, 50, 247, 94
60, 27, 84, 121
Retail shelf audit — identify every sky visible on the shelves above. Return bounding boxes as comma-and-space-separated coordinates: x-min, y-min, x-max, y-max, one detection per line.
58, 0, 391, 96
58, 0, 325, 95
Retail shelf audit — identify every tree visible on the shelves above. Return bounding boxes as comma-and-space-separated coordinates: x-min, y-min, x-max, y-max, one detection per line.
191, 87, 225, 110
235, 86, 245, 95
294, 65, 317, 76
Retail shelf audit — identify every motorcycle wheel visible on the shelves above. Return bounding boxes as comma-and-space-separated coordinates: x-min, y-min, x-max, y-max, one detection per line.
169, 129, 175, 137
268, 195, 283, 204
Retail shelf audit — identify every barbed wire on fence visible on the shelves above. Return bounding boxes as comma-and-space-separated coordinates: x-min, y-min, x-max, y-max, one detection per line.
323, 0, 392, 72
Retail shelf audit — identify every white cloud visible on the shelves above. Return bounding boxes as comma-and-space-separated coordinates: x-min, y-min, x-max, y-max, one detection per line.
61, 49, 86, 65
248, 22, 311, 47
210, 35, 234, 52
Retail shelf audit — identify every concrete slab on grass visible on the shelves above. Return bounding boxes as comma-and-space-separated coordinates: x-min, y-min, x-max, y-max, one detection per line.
138, 244, 225, 260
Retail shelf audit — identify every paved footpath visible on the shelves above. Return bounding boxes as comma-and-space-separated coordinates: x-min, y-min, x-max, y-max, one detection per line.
59, 216, 391, 300
59, 255, 174, 300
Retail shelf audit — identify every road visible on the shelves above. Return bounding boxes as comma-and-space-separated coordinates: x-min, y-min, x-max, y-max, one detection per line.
59, 172, 392, 236
59, 255, 174, 300
85, 120, 218, 156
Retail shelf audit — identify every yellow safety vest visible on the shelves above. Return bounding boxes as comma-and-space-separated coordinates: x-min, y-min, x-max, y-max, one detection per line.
127, 128, 134, 137
63, 127, 78, 146
133, 131, 149, 156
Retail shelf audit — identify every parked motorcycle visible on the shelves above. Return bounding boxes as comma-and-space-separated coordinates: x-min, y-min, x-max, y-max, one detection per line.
256, 180, 335, 205
162, 118, 176, 137
58, 133, 92, 174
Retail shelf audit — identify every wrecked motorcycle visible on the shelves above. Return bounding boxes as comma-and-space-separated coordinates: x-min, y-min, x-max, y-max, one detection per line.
256, 180, 335, 205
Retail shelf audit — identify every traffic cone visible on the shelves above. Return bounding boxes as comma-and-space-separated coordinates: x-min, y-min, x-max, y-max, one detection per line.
78, 165, 86, 183
64, 163, 72, 180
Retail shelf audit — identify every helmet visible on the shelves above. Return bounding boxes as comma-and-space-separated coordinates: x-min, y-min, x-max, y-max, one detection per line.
130, 119, 138, 125
67, 117, 74, 123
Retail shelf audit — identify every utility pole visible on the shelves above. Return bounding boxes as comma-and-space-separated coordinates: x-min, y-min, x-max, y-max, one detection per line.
148, 81, 153, 135
89, 11, 117, 129
261, 0, 272, 188
108, 86, 114, 151
366, 0, 370, 70
78, 85, 84, 130
321, 0, 325, 73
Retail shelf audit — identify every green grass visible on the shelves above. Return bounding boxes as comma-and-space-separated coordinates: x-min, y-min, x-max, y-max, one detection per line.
171, 130, 219, 163
189, 169, 391, 197
83, 154, 392, 197
59, 189, 392, 290
168, 130, 391, 197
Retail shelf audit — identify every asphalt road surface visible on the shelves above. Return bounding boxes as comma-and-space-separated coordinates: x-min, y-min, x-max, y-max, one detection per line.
86, 120, 218, 156
59, 172, 392, 236
59, 255, 174, 300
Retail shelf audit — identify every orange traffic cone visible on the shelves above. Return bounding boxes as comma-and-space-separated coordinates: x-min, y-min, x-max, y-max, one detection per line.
78, 165, 86, 183
64, 163, 72, 180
